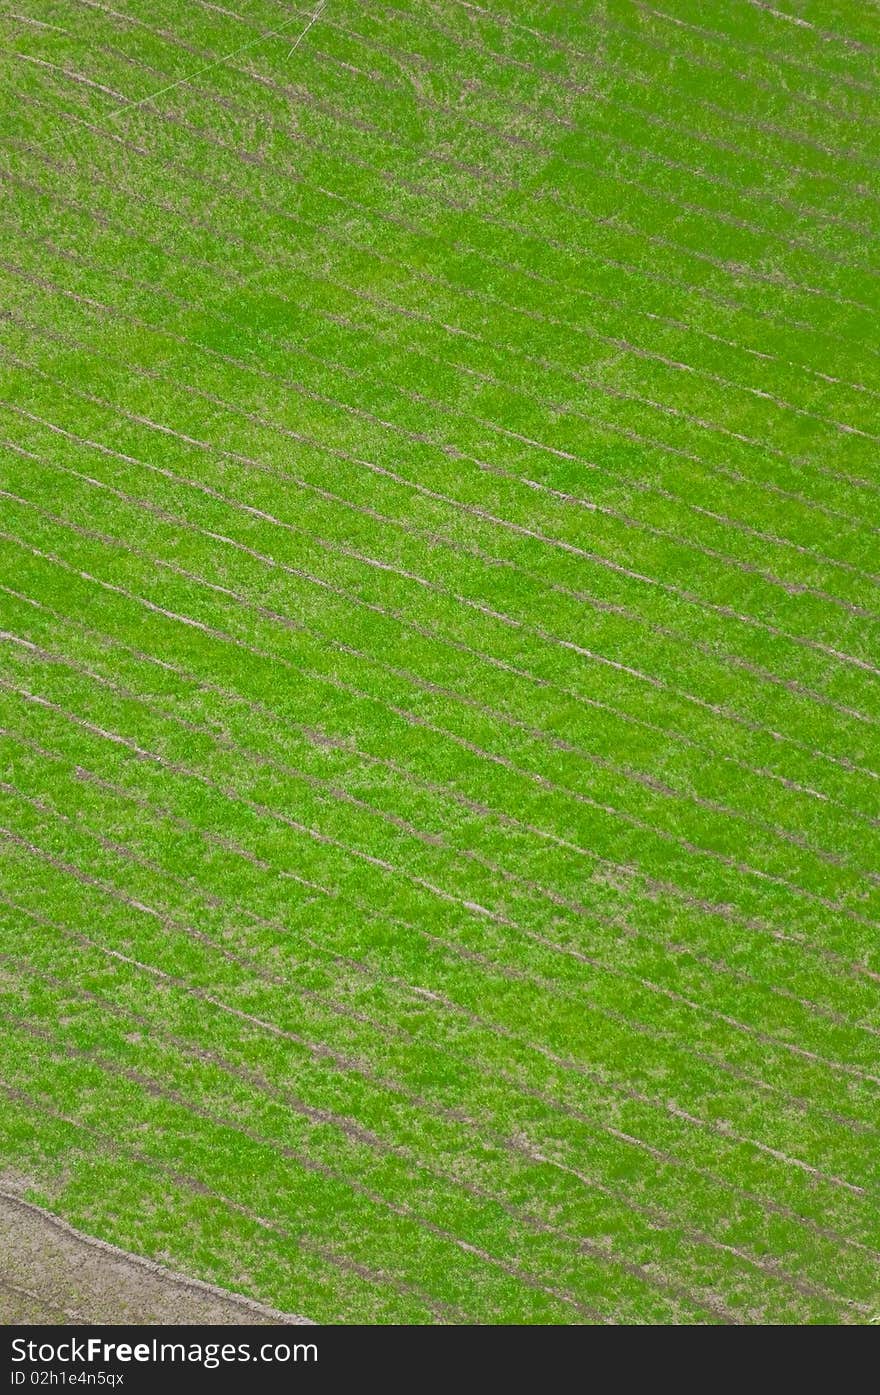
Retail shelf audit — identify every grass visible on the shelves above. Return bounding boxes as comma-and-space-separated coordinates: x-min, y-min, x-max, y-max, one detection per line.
0, 0, 878, 1323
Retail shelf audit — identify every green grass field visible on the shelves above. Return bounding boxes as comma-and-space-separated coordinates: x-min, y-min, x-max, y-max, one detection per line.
0, 0, 878, 1324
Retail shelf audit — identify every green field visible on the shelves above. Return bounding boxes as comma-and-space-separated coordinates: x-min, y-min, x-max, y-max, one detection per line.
0, 0, 878, 1324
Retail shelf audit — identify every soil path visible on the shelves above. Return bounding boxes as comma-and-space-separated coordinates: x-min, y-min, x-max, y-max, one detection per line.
0, 1191, 312, 1324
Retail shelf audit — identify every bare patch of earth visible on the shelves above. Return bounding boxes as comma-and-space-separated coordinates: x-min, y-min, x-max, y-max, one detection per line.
0, 1190, 311, 1324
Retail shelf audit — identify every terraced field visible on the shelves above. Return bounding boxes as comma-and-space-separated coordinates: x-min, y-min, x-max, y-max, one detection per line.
0, 0, 878, 1324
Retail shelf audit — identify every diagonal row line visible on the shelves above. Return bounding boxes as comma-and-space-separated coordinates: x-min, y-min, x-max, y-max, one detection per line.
6, 891, 878, 1278
4, 657, 880, 1078
5, 316, 879, 730
1, 819, 875, 1222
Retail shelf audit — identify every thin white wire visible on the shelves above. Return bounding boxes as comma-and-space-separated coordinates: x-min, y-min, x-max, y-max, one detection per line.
107, 3, 327, 117
289, 2, 326, 59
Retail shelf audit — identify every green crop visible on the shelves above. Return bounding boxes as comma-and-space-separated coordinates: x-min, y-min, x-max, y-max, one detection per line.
0, 0, 878, 1324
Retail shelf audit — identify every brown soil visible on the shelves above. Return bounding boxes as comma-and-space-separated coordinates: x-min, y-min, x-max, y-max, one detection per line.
0, 1190, 312, 1325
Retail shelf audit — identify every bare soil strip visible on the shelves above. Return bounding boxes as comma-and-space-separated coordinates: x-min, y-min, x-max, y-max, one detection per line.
0, 1190, 312, 1325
